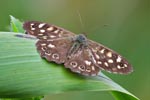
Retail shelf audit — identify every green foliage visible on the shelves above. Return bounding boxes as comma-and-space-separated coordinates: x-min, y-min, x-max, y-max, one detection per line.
10, 15, 24, 33
0, 16, 140, 100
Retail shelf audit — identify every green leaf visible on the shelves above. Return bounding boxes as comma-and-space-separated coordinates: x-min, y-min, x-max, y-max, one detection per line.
10, 15, 24, 33
0, 96, 43, 100
0, 32, 139, 100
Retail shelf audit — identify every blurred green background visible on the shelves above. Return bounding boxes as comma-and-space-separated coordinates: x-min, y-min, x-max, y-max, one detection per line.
0, 0, 149, 100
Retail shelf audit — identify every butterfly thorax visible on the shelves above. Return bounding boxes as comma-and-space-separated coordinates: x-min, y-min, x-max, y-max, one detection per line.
67, 34, 88, 58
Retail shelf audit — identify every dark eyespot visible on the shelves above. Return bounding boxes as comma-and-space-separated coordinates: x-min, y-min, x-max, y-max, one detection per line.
79, 65, 85, 70
119, 63, 124, 67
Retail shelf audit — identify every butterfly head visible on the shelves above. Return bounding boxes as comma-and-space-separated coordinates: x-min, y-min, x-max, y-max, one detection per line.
76, 34, 88, 45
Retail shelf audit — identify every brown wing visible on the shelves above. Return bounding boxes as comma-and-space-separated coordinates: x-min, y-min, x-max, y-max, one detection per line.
23, 21, 75, 40
64, 47, 100, 76
36, 37, 73, 64
88, 40, 133, 74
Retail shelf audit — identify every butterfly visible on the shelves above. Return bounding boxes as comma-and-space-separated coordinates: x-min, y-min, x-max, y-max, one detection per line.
23, 21, 133, 76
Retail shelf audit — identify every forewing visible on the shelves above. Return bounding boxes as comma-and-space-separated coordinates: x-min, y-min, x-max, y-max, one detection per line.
36, 38, 73, 64
64, 47, 100, 76
88, 40, 133, 74
23, 21, 75, 39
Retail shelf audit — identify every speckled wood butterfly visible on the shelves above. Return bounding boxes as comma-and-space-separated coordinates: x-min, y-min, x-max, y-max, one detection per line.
23, 21, 133, 76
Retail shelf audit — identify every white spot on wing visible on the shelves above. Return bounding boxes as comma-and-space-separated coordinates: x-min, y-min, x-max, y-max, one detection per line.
117, 56, 122, 62
50, 35, 56, 38
31, 28, 35, 30
38, 23, 45, 28
97, 61, 102, 64
42, 36, 47, 39
106, 52, 112, 57
95, 54, 100, 59
91, 66, 95, 71
40, 29, 45, 33
38, 34, 43, 36
53, 30, 59, 34
47, 27, 54, 31
100, 49, 105, 54
85, 60, 92, 66
41, 43, 46, 46
48, 44, 55, 48
31, 23, 34, 26
108, 59, 113, 63
104, 62, 109, 67
31, 28, 35, 31
124, 64, 127, 67
117, 65, 121, 69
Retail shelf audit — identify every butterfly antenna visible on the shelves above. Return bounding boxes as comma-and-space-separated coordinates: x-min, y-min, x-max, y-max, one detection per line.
76, 10, 87, 36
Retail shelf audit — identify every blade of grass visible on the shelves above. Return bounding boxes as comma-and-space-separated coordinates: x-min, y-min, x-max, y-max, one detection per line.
0, 32, 139, 100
